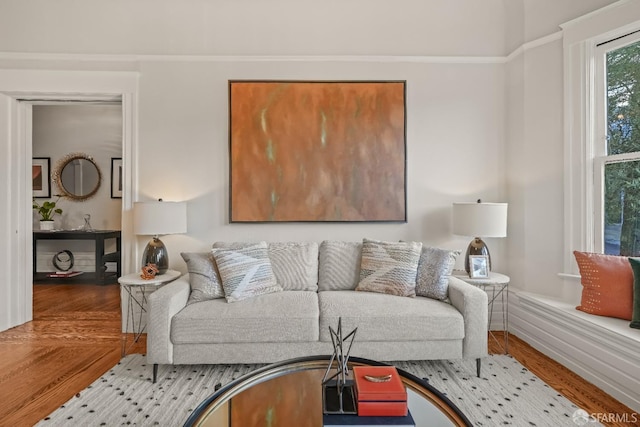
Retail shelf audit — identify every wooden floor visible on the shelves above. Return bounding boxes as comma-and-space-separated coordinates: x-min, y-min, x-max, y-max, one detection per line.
0, 285, 635, 427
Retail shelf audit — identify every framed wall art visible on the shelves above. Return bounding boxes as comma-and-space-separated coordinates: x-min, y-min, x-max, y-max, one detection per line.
228, 80, 407, 223
32, 157, 51, 198
111, 157, 123, 199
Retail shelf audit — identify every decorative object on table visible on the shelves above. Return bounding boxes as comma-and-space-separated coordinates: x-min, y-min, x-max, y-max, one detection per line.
469, 255, 490, 279
322, 317, 358, 414
33, 196, 63, 230
111, 157, 123, 199
229, 80, 407, 223
81, 214, 94, 231
452, 199, 508, 274
46, 270, 83, 278
32, 157, 51, 198
52, 249, 74, 271
140, 263, 159, 280
353, 366, 408, 417
53, 152, 102, 201
133, 199, 187, 275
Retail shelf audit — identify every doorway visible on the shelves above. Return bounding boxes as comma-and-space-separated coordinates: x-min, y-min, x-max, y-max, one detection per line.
0, 70, 138, 332
31, 102, 123, 289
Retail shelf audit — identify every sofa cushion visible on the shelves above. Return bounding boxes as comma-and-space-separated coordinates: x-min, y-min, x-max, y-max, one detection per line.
212, 242, 282, 303
171, 291, 319, 343
415, 247, 460, 300
318, 241, 363, 291
267, 242, 319, 291
181, 252, 225, 305
318, 291, 464, 342
355, 238, 422, 297
574, 251, 633, 320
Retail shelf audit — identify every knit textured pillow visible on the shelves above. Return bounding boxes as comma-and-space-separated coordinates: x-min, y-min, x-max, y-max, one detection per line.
415, 247, 461, 300
574, 251, 633, 320
212, 242, 282, 303
627, 257, 640, 329
181, 252, 225, 305
355, 238, 422, 297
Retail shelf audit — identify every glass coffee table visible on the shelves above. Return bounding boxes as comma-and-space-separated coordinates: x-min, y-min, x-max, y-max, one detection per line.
184, 355, 471, 427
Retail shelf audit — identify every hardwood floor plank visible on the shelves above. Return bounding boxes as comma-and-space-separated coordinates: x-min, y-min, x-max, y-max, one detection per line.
0, 285, 635, 426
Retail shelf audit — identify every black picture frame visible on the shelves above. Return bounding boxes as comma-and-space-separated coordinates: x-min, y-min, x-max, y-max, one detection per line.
111, 157, 123, 199
32, 157, 51, 198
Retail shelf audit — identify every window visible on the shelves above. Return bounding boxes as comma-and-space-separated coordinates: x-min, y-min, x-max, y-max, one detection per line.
562, 3, 640, 274
595, 34, 640, 256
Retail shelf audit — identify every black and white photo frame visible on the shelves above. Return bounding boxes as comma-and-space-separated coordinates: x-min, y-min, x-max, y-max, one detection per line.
469, 255, 490, 279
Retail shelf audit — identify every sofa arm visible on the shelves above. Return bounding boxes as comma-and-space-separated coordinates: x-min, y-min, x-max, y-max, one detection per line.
448, 276, 488, 359
147, 274, 190, 365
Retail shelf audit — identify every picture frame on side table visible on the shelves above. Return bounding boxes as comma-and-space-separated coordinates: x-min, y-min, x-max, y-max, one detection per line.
111, 157, 123, 199
32, 157, 51, 198
469, 255, 489, 279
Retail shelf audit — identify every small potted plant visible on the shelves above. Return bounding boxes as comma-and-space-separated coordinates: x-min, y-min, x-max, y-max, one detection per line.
33, 196, 63, 231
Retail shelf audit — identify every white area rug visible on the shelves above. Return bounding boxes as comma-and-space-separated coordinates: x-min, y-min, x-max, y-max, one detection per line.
37, 354, 600, 426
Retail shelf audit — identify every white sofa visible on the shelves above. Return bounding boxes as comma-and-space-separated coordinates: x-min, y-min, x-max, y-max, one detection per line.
147, 241, 488, 382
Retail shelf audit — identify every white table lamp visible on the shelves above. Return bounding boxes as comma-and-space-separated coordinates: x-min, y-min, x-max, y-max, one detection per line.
452, 200, 508, 273
133, 199, 187, 275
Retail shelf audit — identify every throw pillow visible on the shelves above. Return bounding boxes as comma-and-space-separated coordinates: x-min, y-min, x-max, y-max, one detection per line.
573, 251, 633, 320
268, 242, 319, 291
627, 258, 640, 329
415, 247, 461, 300
181, 252, 225, 305
318, 241, 363, 291
212, 242, 282, 303
355, 238, 422, 297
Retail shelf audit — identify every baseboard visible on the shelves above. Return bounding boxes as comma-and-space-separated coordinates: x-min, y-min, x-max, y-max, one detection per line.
508, 290, 640, 412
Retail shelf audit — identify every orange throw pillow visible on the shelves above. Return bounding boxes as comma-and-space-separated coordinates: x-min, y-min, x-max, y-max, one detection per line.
574, 251, 633, 320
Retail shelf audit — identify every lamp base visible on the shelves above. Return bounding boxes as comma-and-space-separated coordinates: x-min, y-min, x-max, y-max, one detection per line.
141, 236, 168, 275
464, 237, 492, 274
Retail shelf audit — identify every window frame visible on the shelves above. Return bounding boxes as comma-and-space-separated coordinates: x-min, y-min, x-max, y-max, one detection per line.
593, 32, 640, 255
562, 4, 640, 276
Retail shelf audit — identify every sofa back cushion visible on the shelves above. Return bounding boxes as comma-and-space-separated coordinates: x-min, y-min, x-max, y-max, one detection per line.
318, 241, 363, 291
268, 242, 319, 291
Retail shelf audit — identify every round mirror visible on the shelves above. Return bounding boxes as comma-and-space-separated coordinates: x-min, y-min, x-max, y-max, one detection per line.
53, 153, 102, 201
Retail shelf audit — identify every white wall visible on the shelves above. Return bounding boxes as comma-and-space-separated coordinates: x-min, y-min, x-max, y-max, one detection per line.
0, 0, 631, 331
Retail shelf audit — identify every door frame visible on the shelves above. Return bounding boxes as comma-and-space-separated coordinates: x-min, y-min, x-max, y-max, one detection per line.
0, 69, 139, 331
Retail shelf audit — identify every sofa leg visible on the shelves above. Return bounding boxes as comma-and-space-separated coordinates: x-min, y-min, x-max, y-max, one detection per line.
476, 358, 481, 378
153, 364, 158, 383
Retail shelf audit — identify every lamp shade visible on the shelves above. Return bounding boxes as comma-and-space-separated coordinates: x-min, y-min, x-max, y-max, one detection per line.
133, 201, 187, 236
452, 202, 508, 238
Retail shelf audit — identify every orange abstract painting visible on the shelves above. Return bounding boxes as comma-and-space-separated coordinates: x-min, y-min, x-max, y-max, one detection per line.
229, 81, 406, 222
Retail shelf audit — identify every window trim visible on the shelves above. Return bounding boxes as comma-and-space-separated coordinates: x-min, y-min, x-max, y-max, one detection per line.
562, 4, 640, 275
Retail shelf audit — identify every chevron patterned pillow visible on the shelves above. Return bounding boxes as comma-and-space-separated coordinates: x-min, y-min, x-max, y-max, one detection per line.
212, 242, 282, 303
355, 238, 422, 297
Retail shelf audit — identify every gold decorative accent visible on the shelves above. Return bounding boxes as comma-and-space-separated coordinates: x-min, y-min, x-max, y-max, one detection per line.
364, 374, 392, 383
52, 152, 102, 201
140, 263, 159, 280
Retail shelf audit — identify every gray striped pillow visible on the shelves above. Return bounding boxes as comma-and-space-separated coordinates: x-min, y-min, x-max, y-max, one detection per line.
268, 242, 319, 291
181, 252, 225, 304
211, 242, 282, 303
318, 241, 363, 291
356, 238, 422, 297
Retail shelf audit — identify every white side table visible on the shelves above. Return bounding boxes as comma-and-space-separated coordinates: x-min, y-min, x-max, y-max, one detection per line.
118, 269, 181, 356
453, 271, 510, 354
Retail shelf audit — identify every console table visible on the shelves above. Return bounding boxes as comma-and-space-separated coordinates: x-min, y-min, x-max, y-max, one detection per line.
33, 230, 121, 285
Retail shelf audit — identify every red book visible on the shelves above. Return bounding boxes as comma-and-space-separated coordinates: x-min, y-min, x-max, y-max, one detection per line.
353, 366, 407, 417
